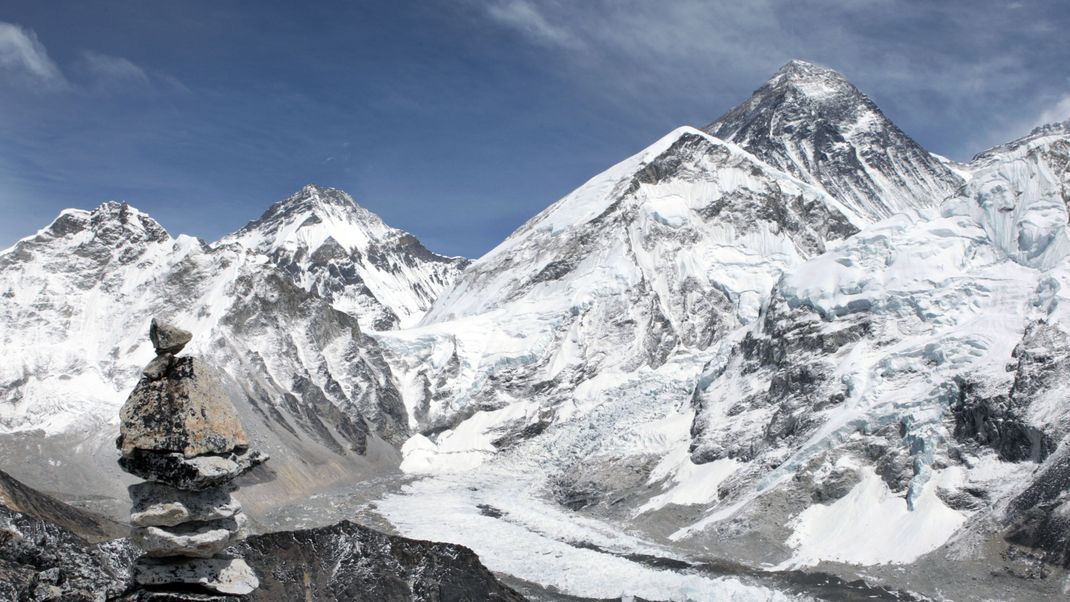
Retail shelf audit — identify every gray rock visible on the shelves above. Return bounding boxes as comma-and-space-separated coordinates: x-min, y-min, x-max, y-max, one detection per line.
119, 448, 267, 491
120, 591, 239, 602
812, 465, 861, 503
0, 504, 137, 601
131, 514, 248, 558
142, 353, 173, 380
117, 356, 250, 459
129, 482, 240, 527
133, 556, 259, 595
149, 318, 192, 355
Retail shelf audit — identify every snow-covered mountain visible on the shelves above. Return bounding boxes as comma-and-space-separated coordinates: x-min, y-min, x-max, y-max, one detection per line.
3, 61, 1070, 600
685, 120, 1070, 573
0, 187, 463, 519
225, 184, 466, 331
372, 72, 1070, 598
390, 126, 861, 441
706, 60, 963, 222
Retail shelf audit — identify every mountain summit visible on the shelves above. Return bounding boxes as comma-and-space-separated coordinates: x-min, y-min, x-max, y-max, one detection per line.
706, 59, 962, 221
224, 184, 466, 330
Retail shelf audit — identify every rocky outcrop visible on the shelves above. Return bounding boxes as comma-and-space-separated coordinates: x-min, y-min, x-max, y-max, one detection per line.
0, 499, 528, 602
0, 503, 136, 601
0, 468, 126, 543
238, 520, 526, 601
117, 319, 265, 599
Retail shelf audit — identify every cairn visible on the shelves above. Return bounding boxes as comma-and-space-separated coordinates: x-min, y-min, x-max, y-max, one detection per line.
117, 318, 267, 600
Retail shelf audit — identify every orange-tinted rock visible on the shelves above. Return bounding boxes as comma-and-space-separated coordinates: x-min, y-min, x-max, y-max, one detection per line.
118, 356, 248, 459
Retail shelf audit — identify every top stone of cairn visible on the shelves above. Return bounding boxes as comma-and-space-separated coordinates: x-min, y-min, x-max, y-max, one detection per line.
150, 318, 192, 355
117, 319, 249, 459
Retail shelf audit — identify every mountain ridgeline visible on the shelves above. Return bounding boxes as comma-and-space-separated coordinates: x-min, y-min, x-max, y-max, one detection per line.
2, 60, 1070, 600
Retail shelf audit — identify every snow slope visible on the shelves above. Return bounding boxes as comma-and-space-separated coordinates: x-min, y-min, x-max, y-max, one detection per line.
682, 119, 1070, 570
381, 126, 861, 452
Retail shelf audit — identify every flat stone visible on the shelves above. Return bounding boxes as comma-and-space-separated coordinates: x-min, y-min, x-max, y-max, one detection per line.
119, 448, 268, 490
120, 591, 239, 602
142, 353, 173, 380
131, 513, 248, 558
129, 482, 241, 527
117, 356, 249, 458
150, 318, 192, 355
133, 556, 258, 595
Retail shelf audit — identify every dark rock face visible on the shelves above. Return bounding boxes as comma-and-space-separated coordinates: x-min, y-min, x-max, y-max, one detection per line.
951, 322, 1064, 464
1003, 447, 1070, 567
0, 503, 137, 600
690, 294, 867, 464
950, 381, 1054, 464
238, 520, 526, 602
970, 322, 1070, 568
705, 59, 962, 221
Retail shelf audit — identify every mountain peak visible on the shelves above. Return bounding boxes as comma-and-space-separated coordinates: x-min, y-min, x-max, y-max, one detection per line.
41, 201, 169, 246
220, 184, 466, 331
229, 185, 389, 252
772, 59, 839, 80
278, 183, 368, 216
704, 61, 962, 222
757, 59, 859, 105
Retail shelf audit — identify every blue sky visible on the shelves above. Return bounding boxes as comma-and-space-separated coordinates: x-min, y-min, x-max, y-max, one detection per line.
2, 1, 1068, 257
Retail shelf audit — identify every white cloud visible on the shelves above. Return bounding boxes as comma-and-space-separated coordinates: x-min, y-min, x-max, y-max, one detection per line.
485, 0, 583, 50
0, 22, 66, 87
0, 21, 184, 95
80, 50, 150, 86
1034, 94, 1070, 128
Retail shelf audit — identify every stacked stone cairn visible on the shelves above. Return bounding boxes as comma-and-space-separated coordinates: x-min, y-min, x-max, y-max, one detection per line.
117, 318, 267, 600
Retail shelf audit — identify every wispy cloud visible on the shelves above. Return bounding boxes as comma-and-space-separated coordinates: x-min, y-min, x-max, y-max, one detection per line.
79, 50, 151, 87
470, 0, 1070, 158
485, 0, 583, 50
0, 22, 66, 88
0, 21, 186, 95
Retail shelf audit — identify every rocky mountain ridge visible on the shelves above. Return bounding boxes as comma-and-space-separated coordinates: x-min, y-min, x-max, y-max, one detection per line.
2, 60, 1070, 600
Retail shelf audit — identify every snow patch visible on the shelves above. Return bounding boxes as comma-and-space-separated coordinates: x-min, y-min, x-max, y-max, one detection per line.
779, 467, 966, 568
